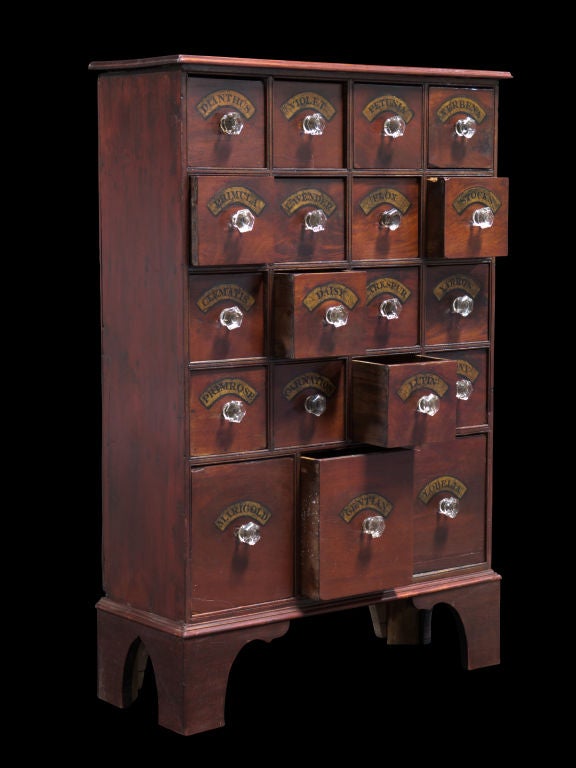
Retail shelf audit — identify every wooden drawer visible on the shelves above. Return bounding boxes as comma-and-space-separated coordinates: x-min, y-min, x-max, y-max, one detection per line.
189, 457, 294, 613
351, 354, 457, 447
272, 360, 346, 449
300, 449, 414, 600
426, 177, 508, 259
353, 83, 423, 169
434, 348, 489, 429
186, 76, 266, 168
189, 366, 267, 456
192, 176, 275, 266
188, 273, 266, 362
351, 177, 420, 261
273, 271, 366, 358
413, 434, 487, 572
365, 267, 420, 351
273, 80, 344, 168
428, 87, 495, 169
423, 263, 490, 346
273, 177, 346, 263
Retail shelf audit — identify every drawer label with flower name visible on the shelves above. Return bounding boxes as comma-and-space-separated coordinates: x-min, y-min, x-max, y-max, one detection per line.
214, 500, 272, 531
452, 186, 502, 215
280, 91, 337, 121
196, 283, 256, 313
302, 282, 360, 311
361, 94, 414, 123
207, 186, 267, 217
433, 273, 481, 300
339, 493, 393, 523
396, 373, 449, 401
367, 276, 412, 303
418, 475, 468, 504
358, 187, 412, 216
282, 372, 336, 401
436, 97, 487, 124
196, 89, 257, 120
199, 378, 259, 408
280, 188, 337, 217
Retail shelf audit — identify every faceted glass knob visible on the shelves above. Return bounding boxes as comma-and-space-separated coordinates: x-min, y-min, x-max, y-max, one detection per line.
219, 305, 244, 330
456, 378, 474, 400
379, 207, 402, 231
304, 392, 327, 417
230, 208, 255, 233
304, 209, 327, 233
234, 521, 261, 545
302, 112, 326, 135
472, 206, 495, 229
452, 295, 474, 317
325, 304, 349, 328
417, 393, 440, 416
455, 116, 477, 139
379, 297, 402, 320
383, 114, 406, 138
438, 496, 459, 519
222, 399, 247, 423
362, 515, 386, 538
220, 111, 244, 135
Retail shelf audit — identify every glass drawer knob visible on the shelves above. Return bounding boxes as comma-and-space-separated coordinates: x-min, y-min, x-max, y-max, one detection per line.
222, 400, 247, 423
220, 111, 244, 135
472, 206, 495, 229
304, 392, 327, 417
452, 295, 474, 317
456, 378, 474, 400
234, 521, 261, 546
379, 297, 402, 320
438, 496, 459, 519
325, 304, 349, 328
455, 116, 477, 139
383, 114, 406, 138
302, 113, 326, 135
219, 305, 244, 330
379, 207, 402, 231
417, 393, 440, 416
362, 515, 386, 538
230, 208, 255, 233
304, 209, 327, 233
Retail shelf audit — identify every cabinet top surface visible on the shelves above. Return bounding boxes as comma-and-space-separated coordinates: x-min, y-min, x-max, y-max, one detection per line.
88, 53, 512, 80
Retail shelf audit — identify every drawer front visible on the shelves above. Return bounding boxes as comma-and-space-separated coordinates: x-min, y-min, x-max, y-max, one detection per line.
351, 177, 420, 261
365, 267, 420, 351
188, 273, 266, 362
273, 80, 344, 168
351, 355, 457, 447
273, 177, 346, 263
300, 450, 413, 600
192, 176, 275, 266
272, 360, 346, 449
434, 348, 489, 429
426, 177, 508, 259
273, 271, 366, 358
413, 434, 487, 572
186, 77, 266, 168
428, 87, 495, 169
353, 83, 423, 169
423, 263, 490, 345
189, 366, 267, 456
190, 457, 294, 613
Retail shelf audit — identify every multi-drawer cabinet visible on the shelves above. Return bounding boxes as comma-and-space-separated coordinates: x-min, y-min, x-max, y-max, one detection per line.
90, 54, 511, 735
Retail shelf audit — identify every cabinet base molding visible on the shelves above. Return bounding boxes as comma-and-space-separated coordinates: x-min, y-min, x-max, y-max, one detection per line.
96, 573, 500, 735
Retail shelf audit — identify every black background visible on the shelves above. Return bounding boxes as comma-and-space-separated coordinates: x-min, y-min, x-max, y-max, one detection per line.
50, 27, 551, 758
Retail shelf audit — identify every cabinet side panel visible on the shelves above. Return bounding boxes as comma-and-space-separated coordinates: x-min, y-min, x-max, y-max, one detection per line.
98, 70, 188, 619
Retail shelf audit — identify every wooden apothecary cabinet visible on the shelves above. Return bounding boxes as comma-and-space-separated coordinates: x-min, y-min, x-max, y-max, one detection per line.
90, 54, 511, 735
